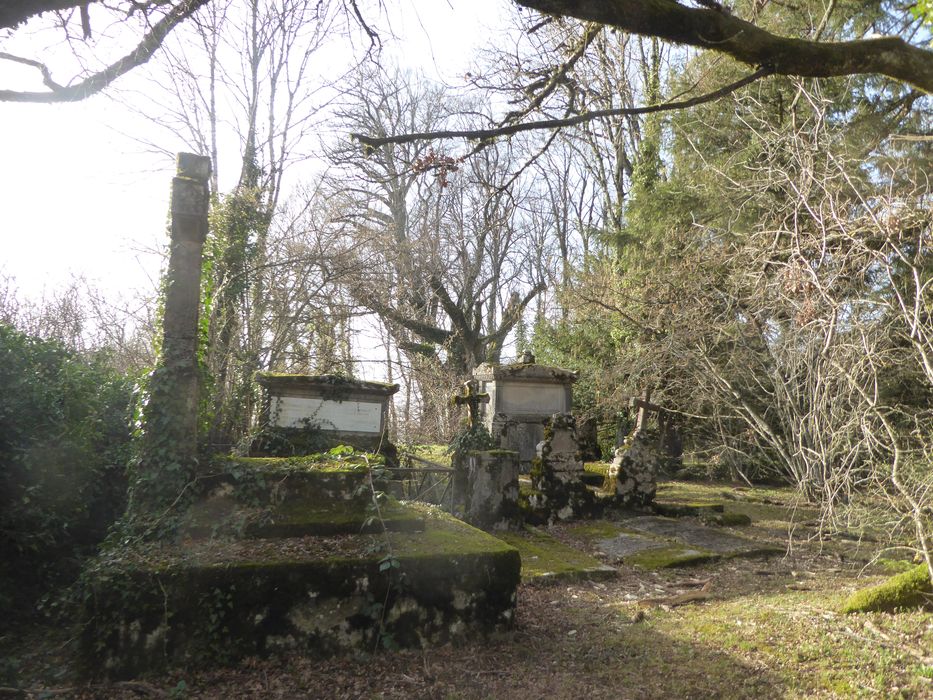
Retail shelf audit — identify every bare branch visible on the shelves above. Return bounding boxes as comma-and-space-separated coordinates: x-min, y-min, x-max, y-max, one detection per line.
352, 67, 773, 148
0, 0, 210, 103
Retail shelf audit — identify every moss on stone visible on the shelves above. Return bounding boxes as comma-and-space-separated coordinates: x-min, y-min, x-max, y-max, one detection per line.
701, 512, 753, 527
874, 557, 918, 575
584, 462, 611, 476
80, 502, 521, 678
390, 506, 518, 560
217, 454, 374, 473
566, 520, 627, 541
494, 526, 615, 583
245, 497, 423, 537
625, 545, 720, 570
841, 564, 933, 614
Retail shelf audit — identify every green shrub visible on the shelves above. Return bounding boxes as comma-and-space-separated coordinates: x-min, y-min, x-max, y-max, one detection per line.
0, 323, 133, 617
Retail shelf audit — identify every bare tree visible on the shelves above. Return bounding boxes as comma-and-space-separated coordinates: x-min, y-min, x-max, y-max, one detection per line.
323, 65, 547, 438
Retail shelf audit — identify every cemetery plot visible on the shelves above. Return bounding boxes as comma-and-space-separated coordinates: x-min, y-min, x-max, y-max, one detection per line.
79, 456, 521, 677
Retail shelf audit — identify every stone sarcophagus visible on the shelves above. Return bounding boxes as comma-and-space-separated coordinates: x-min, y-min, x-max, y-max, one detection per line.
254, 373, 398, 459
473, 353, 577, 466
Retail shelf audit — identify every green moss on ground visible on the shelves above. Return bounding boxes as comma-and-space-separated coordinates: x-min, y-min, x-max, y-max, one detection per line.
842, 564, 933, 613
874, 557, 919, 575
654, 501, 725, 518
701, 512, 753, 527
495, 526, 615, 582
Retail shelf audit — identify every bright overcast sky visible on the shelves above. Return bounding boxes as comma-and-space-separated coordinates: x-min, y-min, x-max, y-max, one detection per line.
0, 0, 511, 303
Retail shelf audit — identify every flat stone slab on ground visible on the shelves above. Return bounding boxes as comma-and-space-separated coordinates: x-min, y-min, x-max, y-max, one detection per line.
594, 531, 717, 569
495, 527, 617, 584
624, 516, 779, 555
596, 531, 668, 559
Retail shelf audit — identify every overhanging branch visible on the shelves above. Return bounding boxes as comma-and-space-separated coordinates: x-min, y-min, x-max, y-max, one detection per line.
0, 0, 210, 103
515, 0, 933, 93
352, 67, 773, 149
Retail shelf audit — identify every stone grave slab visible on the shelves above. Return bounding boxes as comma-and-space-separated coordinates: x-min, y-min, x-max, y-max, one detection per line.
473, 354, 577, 465
80, 458, 521, 677
624, 516, 781, 557
595, 531, 668, 559
593, 531, 718, 569
495, 526, 617, 583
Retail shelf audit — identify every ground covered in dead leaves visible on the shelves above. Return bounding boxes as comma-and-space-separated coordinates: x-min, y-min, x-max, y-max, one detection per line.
6, 546, 933, 700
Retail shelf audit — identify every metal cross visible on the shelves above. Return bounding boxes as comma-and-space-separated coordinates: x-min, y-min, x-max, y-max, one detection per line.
452, 379, 490, 431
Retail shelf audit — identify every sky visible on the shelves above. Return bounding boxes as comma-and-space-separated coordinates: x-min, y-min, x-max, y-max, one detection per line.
0, 0, 511, 304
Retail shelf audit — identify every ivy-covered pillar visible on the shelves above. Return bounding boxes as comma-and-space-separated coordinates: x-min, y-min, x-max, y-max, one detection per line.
130, 153, 211, 517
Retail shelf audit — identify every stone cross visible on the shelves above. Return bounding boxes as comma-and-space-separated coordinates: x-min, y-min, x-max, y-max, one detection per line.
452, 379, 489, 431
629, 395, 683, 465
631, 395, 664, 433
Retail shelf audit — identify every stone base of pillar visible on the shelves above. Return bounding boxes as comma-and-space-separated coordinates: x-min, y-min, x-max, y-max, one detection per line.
465, 450, 521, 531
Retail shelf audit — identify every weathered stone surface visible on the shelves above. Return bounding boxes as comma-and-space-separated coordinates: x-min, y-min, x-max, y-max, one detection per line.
134, 154, 210, 513
474, 356, 577, 465
465, 450, 520, 531
624, 516, 778, 555
529, 413, 598, 522
253, 374, 399, 461
493, 418, 545, 467
595, 531, 669, 559
576, 415, 602, 462
606, 431, 659, 506
80, 502, 520, 678
495, 527, 617, 583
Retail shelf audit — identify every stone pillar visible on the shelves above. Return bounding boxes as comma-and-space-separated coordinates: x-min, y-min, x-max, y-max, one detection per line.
133, 153, 211, 514
465, 450, 520, 530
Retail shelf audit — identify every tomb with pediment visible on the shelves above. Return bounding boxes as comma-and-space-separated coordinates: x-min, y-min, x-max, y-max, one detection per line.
473, 351, 577, 468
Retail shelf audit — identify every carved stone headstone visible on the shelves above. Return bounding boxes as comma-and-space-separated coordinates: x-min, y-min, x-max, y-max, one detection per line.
606, 431, 659, 507
529, 413, 597, 521
253, 373, 399, 459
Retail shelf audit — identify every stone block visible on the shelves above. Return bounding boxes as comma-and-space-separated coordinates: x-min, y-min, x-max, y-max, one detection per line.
465, 450, 520, 531
79, 506, 520, 678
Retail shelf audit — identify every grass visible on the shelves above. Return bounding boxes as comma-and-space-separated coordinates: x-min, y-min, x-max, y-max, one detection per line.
405, 443, 452, 466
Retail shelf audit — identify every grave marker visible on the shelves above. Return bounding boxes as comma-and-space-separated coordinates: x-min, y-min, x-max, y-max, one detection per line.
254, 373, 399, 458
473, 354, 577, 465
